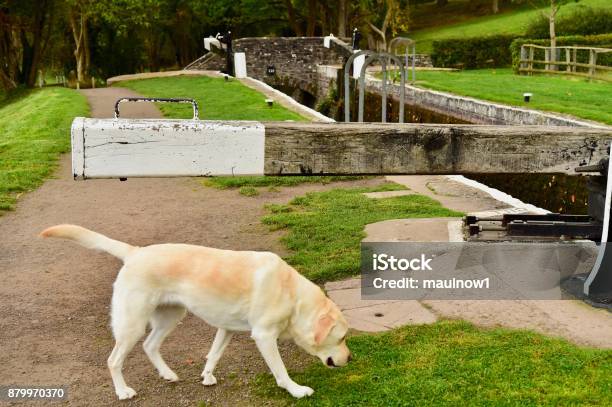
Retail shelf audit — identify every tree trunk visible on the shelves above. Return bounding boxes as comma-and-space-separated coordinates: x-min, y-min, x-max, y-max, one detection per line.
492, 0, 499, 14
284, 0, 303, 36
338, 0, 347, 37
69, 9, 88, 84
306, 0, 316, 36
83, 18, 90, 76
19, 29, 34, 85
0, 11, 20, 90
549, 0, 558, 70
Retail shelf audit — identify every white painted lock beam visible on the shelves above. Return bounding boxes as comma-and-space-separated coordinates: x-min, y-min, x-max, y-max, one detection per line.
204, 37, 221, 51
71, 118, 265, 179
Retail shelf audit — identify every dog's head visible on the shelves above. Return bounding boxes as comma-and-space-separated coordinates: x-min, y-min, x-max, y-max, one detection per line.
297, 298, 351, 368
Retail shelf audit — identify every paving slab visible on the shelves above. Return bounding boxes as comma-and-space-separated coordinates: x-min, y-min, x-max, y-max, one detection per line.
344, 301, 438, 331
325, 277, 360, 291
326, 288, 391, 310
363, 217, 462, 242
386, 175, 510, 213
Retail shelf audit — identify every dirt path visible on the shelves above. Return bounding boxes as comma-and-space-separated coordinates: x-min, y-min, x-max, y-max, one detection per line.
80, 87, 164, 118
0, 87, 385, 406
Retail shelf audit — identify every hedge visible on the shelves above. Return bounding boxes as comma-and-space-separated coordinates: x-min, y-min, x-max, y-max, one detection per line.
525, 6, 612, 39
431, 35, 518, 69
510, 34, 612, 73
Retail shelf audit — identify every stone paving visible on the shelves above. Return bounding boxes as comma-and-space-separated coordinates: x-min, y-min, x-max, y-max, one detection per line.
325, 175, 612, 348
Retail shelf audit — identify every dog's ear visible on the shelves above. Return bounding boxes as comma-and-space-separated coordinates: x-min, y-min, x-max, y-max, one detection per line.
314, 313, 335, 345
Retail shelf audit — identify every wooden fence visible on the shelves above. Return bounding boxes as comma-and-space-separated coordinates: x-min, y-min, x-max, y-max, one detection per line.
519, 44, 612, 82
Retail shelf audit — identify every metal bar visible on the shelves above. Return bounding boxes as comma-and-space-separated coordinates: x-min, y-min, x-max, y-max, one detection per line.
344, 50, 375, 123
381, 58, 387, 123
507, 221, 602, 239
114, 97, 199, 120
501, 214, 593, 226
412, 43, 416, 83
585, 144, 612, 296
358, 52, 407, 123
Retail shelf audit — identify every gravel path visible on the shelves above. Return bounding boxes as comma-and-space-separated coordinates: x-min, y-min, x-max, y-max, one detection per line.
0, 87, 384, 405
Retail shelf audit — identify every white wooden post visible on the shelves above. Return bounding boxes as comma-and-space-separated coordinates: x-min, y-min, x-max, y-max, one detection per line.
234, 52, 247, 78
353, 54, 365, 78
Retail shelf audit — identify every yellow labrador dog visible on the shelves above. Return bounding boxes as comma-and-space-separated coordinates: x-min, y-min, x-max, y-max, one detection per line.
41, 224, 351, 400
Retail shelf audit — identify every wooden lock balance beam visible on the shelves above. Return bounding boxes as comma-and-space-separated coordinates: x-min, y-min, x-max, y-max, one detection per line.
71, 118, 612, 179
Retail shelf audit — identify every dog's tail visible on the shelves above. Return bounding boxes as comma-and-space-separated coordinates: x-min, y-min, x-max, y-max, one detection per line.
40, 224, 136, 261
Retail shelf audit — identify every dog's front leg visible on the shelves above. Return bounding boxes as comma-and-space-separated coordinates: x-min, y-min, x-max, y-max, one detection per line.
252, 329, 314, 398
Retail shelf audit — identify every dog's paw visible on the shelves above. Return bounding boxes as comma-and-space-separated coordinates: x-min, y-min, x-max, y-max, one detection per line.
287, 385, 314, 398
202, 374, 217, 386
116, 387, 137, 400
160, 370, 179, 382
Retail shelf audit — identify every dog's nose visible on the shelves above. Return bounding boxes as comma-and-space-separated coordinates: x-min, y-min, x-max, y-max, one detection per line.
348, 353, 353, 362
326, 357, 336, 367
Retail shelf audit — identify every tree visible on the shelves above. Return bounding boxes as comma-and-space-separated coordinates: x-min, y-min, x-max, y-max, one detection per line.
66, 0, 92, 84
360, 0, 410, 51
492, 0, 499, 14
538, 0, 576, 67
0, 0, 55, 89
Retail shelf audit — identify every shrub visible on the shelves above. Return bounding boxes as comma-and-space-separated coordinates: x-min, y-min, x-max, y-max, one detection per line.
431, 35, 518, 69
510, 33, 612, 72
525, 6, 612, 39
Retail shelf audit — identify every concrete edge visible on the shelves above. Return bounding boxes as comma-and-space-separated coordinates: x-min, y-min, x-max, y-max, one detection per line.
447, 175, 549, 214
107, 70, 223, 85
240, 76, 335, 123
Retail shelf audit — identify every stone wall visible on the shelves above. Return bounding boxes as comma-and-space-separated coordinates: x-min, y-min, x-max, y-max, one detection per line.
187, 37, 347, 98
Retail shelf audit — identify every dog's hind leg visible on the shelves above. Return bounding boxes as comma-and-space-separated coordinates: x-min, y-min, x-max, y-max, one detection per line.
201, 328, 233, 386
108, 287, 156, 400
143, 305, 187, 382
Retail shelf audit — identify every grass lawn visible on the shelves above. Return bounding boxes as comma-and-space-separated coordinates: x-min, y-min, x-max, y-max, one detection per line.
0, 88, 89, 212
203, 175, 369, 189
255, 320, 612, 406
262, 183, 462, 282
118, 76, 306, 121
409, 68, 612, 124
410, 0, 611, 53
204, 175, 371, 197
